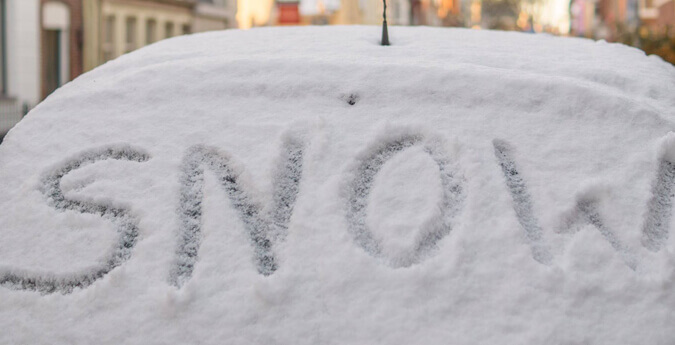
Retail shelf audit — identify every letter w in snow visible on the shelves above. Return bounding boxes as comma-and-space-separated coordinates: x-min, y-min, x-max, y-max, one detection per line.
493, 138, 675, 270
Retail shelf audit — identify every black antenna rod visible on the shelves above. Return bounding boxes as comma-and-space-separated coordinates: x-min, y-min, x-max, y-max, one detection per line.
381, 0, 390, 45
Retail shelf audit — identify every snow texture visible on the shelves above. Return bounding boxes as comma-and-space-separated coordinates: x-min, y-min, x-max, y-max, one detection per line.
0, 26, 674, 344
493, 139, 553, 265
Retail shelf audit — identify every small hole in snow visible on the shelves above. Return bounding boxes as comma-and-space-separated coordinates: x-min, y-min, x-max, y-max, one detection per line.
340, 93, 360, 105
347, 94, 359, 105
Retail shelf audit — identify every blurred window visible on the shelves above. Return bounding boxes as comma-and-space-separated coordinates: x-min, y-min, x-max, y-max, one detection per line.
103, 15, 115, 61
165, 22, 174, 38
146, 19, 157, 44
42, 1, 71, 97
125, 17, 137, 52
43, 30, 61, 95
0, 0, 5, 95
182, 24, 191, 35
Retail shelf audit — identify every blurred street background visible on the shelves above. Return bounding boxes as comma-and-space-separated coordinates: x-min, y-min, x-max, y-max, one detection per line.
0, 0, 674, 141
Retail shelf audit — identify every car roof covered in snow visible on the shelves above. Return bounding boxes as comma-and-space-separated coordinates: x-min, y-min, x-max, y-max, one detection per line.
1, 26, 674, 344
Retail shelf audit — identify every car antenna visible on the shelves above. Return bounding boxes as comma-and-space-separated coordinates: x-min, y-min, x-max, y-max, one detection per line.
381, 0, 390, 46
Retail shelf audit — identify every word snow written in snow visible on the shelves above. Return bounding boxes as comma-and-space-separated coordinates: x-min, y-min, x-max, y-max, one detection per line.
1, 131, 674, 294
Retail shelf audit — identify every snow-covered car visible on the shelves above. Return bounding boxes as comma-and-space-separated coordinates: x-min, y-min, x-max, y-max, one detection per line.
0, 26, 674, 344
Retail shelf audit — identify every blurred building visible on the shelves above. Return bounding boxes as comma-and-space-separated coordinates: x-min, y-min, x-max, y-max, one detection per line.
238, 0, 274, 28
1, 0, 40, 135
437, 0, 462, 25
570, 0, 674, 38
571, 0, 639, 38
311, 0, 413, 25
588, 0, 638, 40
639, 0, 659, 26
194, 0, 237, 31
82, 0, 195, 70
332, 0, 358, 24
480, 0, 520, 30
2, 0, 41, 108
361, 0, 411, 25
462, 0, 569, 32
410, 0, 443, 25
654, 0, 674, 30
41, 0, 84, 98
275, 0, 301, 24
0, 0, 240, 136
570, 0, 595, 36
2, 0, 238, 101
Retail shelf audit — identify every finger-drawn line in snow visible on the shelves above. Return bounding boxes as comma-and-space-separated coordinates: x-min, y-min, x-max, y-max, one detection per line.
641, 160, 675, 252
345, 134, 465, 268
561, 199, 638, 270
170, 136, 304, 288
0, 146, 149, 294
493, 140, 553, 265
493, 139, 675, 270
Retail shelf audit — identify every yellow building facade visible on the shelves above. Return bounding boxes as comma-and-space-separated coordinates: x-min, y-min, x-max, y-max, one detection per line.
83, 0, 194, 71
333, 0, 411, 25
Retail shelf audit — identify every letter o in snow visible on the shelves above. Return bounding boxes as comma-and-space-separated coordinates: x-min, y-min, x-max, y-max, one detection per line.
345, 133, 465, 268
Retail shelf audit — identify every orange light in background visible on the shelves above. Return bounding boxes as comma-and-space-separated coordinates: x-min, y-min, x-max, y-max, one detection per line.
517, 10, 529, 29
437, 0, 456, 17
237, 0, 274, 29
470, 1, 481, 25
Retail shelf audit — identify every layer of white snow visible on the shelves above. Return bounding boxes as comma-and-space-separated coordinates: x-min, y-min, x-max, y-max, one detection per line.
0, 26, 674, 344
